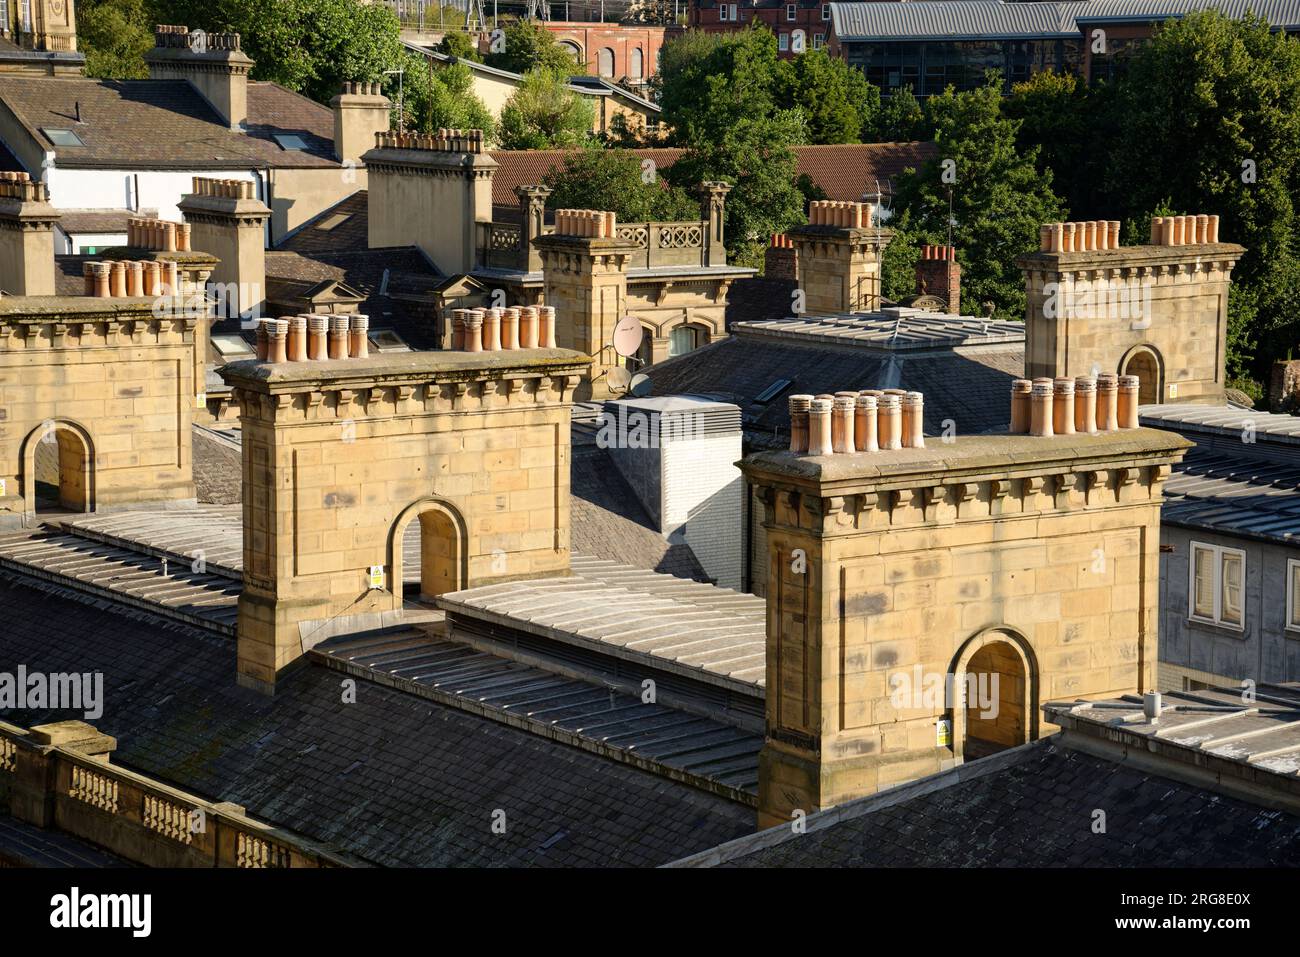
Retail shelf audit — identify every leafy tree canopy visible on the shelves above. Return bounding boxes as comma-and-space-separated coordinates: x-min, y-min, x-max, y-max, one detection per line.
543, 149, 699, 221
497, 69, 596, 149
484, 20, 583, 76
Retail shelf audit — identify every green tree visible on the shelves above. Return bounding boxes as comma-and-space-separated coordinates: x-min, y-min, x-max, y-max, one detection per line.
497, 69, 595, 149
658, 27, 784, 146
870, 86, 929, 141
1108, 10, 1300, 380
160, 0, 403, 103
77, 0, 154, 78
893, 75, 1065, 320
667, 110, 807, 267
437, 31, 481, 62
656, 27, 805, 265
1003, 69, 1115, 221
775, 47, 879, 145
397, 56, 495, 140
543, 149, 699, 221
484, 20, 582, 76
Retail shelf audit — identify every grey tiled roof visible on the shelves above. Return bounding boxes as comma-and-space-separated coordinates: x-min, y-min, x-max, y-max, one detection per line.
0, 575, 753, 867
1160, 447, 1300, 545
0, 815, 133, 868
829, 0, 1300, 42
676, 738, 1300, 866
0, 77, 339, 170
645, 331, 1023, 449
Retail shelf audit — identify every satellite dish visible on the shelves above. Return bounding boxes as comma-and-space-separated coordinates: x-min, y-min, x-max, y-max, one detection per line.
612, 315, 644, 359
607, 366, 633, 393
629, 373, 652, 397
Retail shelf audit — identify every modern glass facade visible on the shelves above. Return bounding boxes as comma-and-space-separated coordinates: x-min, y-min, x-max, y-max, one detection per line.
843, 38, 1083, 96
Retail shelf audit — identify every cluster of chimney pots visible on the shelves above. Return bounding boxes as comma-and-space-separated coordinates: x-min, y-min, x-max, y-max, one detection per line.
81, 258, 180, 298
450, 306, 557, 352
127, 216, 192, 253
1038, 220, 1122, 252
788, 390, 926, 455
554, 209, 617, 239
807, 200, 873, 229
254, 315, 370, 363
1149, 214, 1220, 246
1009, 374, 1141, 437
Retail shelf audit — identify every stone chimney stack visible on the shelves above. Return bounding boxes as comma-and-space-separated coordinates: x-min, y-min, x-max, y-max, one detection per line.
696, 181, 730, 267
363, 129, 495, 274
789, 201, 892, 315
741, 417, 1190, 826
915, 243, 961, 313
331, 81, 391, 166
1018, 215, 1244, 404
179, 177, 271, 327
534, 208, 642, 401
0, 173, 59, 296
145, 25, 252, 131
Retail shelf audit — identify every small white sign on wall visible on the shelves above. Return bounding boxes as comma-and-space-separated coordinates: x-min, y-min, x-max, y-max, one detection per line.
936, 719, 952, 747
0, 478, 6, 497
367, 565, 385, 590
1168, 382, 1179, 399
196, 392, 207, 409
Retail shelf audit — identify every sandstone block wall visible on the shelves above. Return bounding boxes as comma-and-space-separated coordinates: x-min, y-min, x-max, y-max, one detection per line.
222, 348, 589, 693
0, 298, 204, 523
1018, 243, 1245, 404
742, 429, 1190, 827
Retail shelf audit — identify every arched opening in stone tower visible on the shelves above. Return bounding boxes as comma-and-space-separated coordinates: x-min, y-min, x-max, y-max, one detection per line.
398, 504, 464, 602
1121, 348, 1162, 404
32, 424, 91, 514
960, 638, 1030, 760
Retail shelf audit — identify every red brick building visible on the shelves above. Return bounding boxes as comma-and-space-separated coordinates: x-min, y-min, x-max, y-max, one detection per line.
543, 22, 680, 84
688, 0, 834, 56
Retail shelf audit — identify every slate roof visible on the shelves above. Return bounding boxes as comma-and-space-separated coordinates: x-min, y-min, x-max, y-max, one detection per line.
54, 208, 143, 236
274, 190, 370, 255
828, 0, 1300, 42
645, 327, 1024, 449
263, 248, 443, 348
571, 441, 710, 581
0, 77, 338, 170
0, 815, 132, 868
0, 574, 753, 867
1159, 446, 1300, 546
673, 738, 1300, 866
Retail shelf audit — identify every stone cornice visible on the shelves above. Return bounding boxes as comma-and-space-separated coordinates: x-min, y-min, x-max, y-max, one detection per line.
742, 429, 1191, 536
1017, 242, 1245, 276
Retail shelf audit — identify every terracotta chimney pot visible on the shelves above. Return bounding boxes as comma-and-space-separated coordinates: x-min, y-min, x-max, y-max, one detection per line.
789, 394, 812, 453
902, 392, 925, 448
519, 306, 539, 349
539, 305, 557, 349
178, 223, 192, 252
1009, 379, 1032, 434
349, 314, 370, 358
807, 398, 834, 455
483, 308, 502, 352
255, 319, 270, 361
1062, 223, 1076, 252
854, 394, 878, 451
831, 395, 855, 453
1029, 379, 1054, 437
1208, 214, 1220, 243
328, 315, 350, 359
127, 260, 144, 297
1117, 374, 1140, 429
1096, 373, 1119, 431
82, 261, 97, 297
877, 393, 902, 450
286, 316, 307, 361
462, 310, 483, 352
1074, 376, 1098, 434
266, 320, 289, 364
307, 315, 329, 360
142, 260, 160, 297
1052, 377, 1075, 436
1150, 216, 1162, 245
109, 260, 127, 298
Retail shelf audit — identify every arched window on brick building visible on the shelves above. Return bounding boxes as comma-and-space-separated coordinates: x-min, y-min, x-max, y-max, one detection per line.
630, 47, 644, 79
598, 47, 615, 78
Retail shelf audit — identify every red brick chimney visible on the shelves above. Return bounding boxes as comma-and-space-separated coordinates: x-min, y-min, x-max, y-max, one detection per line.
915, 244, 961, 313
